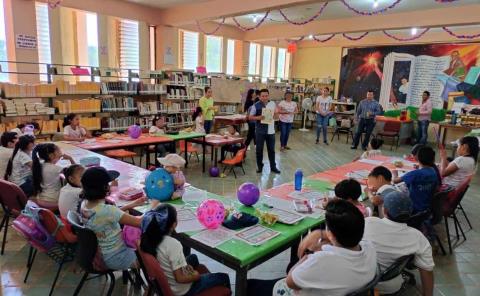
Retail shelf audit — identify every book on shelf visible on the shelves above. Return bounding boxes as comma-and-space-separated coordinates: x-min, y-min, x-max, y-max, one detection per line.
101, 116, 144, 131
39, 120, 59, 134
101, 96, 136, 112
138, 82, 166, 94
1, 83, 57, 98
54, 98, 101, 114
1, 98, 54, 116
216, 104, 238, 114
137, 101, 167, 115
58, 117, 101, 132
165, 114, 193, 127
56, 81, 101, 95
167, 72, 193, 85
101, 81, 138, 95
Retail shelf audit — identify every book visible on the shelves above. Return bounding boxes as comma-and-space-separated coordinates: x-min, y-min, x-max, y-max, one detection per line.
261, 107, 274, 125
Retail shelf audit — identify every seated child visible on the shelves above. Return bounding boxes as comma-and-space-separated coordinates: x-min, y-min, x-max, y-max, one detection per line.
359, 138, 383, 160
5, 135, 36, 196
440, 136, 478, 188
407, 144, 425, 162
149, 116, 175, 157
156, 154, 186, 203
220, 125, 243, 161
0, 132, 18, 180
63, 113, 91, 142
140, 204, 231, 296
364, 166, 398, 215
32, 143, 75, 204
335, 178, 370, 217
80, 166, 146, 270
10, 122, 38, 136
59, 164, 85, 218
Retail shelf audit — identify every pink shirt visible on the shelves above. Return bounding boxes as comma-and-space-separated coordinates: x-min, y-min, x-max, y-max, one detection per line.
418, 99, 432, 121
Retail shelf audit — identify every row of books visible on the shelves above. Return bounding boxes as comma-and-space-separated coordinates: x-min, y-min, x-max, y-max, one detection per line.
101, 116, 146, 131
101, 82, 166, 95
101, 97, 136, 112
1, 83, 57, 98
137, 101, 168, 115
217, 104, 238, 114
54, 99, 102, 114
165, 114, 193, 127
56, 81, 101, 95
2, 98, 55, 116
139, 83, 167, 94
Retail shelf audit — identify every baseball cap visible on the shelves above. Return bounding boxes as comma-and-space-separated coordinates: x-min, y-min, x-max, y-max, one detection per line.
158, 154, 186, 168
383, 190, 412, 222
81, 166, 120, 189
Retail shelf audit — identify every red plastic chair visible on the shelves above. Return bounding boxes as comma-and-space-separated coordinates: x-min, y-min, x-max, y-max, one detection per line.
104, 149, 138, 165
377, 121, 401, 150
0, 179, 28, 255
136, 243, 231, 296
221, 148, 247, 178
179, 140, 200, 162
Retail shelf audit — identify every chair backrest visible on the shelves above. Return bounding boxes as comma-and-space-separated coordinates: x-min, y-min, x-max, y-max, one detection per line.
136, 242, 174, 296
431, 185, 454, 225
380, 254, 414, 282
407, 210, 431, 231
383, 121, 401, 132
443, 178, 471, 216
231, 148, 247, 163
0, 179, 28, 216
67, 211, 100, 272
39, 209, 77, 244
346, 265, 381, 296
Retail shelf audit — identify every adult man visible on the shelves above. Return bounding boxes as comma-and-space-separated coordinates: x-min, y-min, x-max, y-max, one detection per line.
0, 132, 18, 179
351, 89, 383, 151
249, 89, 280, 174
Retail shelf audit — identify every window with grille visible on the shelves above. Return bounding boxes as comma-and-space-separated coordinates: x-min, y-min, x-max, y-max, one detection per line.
262, 46, 272, 80
205, 35, 222, 73
35, 2, 51, 81
0, 0, 8, 81
119, 19, 140, 79
226, 39, 235, 75
180, 30, 198, 70
248, 43, 259, 75
277, 48, 286, 80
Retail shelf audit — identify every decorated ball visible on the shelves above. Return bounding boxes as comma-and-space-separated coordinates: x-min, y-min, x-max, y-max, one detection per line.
209, 166, 220, 177
196, 199, 225, 229
144, 168, 174, 201
128, 125, 142, 139
237, 182, 260, 206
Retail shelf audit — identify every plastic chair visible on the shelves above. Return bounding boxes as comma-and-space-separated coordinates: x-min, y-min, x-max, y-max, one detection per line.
346, 265, 381, 296
179, 140, 200, 162
377, 121, 401, 150
0, 179, 28, 255
136, 242, 231, 296
104, 149, 137, 165
431, 185, 454, 255
331, 117, 354, 144
443, 179, 471, 254
221, 148, 247, 178
378, 254, 415, 293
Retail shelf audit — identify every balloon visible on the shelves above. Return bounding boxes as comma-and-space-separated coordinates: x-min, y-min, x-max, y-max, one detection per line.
196, 199, 225, 229
144, 168, 174, 201
237, 182, 260, 206
209, 167, 220, 177
128, 125, 142, 139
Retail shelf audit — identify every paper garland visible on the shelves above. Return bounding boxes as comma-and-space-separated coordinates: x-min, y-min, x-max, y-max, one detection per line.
278, 2, 329, 25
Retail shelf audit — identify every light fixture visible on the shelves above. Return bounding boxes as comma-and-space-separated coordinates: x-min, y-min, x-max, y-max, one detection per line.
373, 0, 379, 8
411, 27, 418, 35
308, 34, 314, 40
252, 15, 258, 23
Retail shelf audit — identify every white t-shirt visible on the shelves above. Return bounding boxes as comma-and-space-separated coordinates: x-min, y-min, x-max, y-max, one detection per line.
0, 147, 13, 179
37, 162, 63, 203
364, 217, 434, 294
286, 241, 377, 296
59, 183, 82, 218
9, 151, 32, 185
443, 156, 475, 188
63, 125, 86, 139
375, 184, 399, 218
361, 149, 382, 159
195, 115, 205, 133
278, 100, 297, 123
10, 127, 23, 136
156, 236, 192, 296
149, 126, 165, 135
315, 96, 332, 114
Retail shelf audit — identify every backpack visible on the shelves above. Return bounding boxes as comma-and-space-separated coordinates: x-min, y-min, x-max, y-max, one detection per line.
12, 201, 62, 252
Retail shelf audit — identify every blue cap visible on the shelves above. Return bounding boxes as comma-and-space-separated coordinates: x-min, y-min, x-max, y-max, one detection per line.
383, 190, 412, 221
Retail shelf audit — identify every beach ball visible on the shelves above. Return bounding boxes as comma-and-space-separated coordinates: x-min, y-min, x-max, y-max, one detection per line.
237, 182, 260, 206
144, 168, 174, 201
196, 199, 225, 229
209, 166, 220, 177
128, 125, 142, 139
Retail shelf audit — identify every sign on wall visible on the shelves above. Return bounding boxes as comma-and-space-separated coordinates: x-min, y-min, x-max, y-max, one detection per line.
15, 34, 37, 49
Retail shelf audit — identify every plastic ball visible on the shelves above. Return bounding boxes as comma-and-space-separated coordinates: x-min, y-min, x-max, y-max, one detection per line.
237, 182, 260, 206
196, 199, 225, 229
128, 125, 142, 139
144, 168, 174, 201
209, 166, 220, 177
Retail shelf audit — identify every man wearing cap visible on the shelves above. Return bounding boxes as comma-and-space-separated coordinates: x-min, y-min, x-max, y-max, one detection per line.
363, 191, 434, 296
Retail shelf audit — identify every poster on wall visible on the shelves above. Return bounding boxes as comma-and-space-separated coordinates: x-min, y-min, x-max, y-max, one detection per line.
15, 34, 37, 49
339, 43, 480, 109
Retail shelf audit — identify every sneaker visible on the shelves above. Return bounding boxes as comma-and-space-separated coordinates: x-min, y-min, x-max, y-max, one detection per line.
256, 166, 263, 173
324, 141, 329, 145
280, 147, 285, 152
350, 146, 357, 150
271, 168, 281, 174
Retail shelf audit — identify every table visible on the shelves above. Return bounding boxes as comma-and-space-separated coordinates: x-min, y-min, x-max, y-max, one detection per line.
190, 134, 244, 165
437, 123, 473, 146
214, 115, 248, 132
163, 132, 207, 172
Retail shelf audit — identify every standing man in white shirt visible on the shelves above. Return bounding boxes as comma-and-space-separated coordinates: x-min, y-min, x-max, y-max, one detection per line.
364, 190, 434, 296
0, 132, 18, 179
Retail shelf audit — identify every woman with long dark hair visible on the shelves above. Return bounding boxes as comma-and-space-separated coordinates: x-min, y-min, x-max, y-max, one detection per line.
4, 135, 35, 196
440, 136, 479, 188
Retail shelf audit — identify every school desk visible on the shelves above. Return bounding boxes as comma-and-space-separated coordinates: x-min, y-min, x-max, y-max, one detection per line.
190, 134, 245, 165
163, 132, 207, 172
437, 122, 473, 146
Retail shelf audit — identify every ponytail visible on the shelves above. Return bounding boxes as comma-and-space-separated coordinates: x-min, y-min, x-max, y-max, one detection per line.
32, 143, 59, 195
5, 135, 35, 180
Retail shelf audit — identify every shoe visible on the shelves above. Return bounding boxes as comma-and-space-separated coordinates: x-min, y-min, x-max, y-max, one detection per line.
316, 140, 319, 144
350, 146, 357, 150
280, 147, 285, 152
324, 141, 329, 145
256, 166, 263, 173
247, 146, 251, 151
285, 146, 291, 150
271, 168, 281, 174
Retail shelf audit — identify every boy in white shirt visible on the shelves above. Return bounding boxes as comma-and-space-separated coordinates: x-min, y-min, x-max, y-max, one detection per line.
0, 132, 18, 179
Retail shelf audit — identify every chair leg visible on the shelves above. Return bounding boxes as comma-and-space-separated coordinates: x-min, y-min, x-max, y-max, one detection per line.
107, 271, 116, 296
436, 235, 447, 256
48, 250, 68, 296
458, 203, 473, 230
454, 214, 466, 241
445, 216, 453, 254
73, 272, 89, 296
1, 214, 9, 255
241, 164, 246, 175
222, 166, 228, 173
195, 151, 200, 162
232, 167, 237, 178
24, 247, 37, 283
453, 215, 460, 240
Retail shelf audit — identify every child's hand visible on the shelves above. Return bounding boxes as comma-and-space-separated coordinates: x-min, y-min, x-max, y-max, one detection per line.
132, 196, 147, 206
62, 154, 74, 161
171, 192, 182, 200
439, 147, 447, 160
321, 198, 328, 209
392, 170, 399, 178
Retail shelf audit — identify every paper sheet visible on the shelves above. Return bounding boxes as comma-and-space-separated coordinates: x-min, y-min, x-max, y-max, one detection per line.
190, 227, 233, 248
358, 158, 384, 165
268, 208, 304, 225
288, 191, 325, 200
175, 208, 205, 233
235, 225, 280, 246
346, 170, 370, 180
261, 108, 274, 125
262, 196, 324, 219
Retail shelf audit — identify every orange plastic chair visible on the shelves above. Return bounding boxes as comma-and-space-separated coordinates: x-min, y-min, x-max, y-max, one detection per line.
104, 149, 137, 165
179, 140, 200, 162
221, 148, 247, 178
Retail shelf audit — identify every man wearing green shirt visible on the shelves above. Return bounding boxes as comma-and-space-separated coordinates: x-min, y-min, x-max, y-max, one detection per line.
199, 86, 215, 133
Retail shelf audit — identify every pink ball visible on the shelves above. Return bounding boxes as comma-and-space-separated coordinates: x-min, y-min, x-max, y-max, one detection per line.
128, 125, 142, 139
196, 199, 225, 229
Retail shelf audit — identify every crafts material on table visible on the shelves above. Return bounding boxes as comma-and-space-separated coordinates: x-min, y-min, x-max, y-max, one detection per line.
235, 225, 280, 246
288, 190, 325, 200
268, 208, 304, 225
358, 158, 384, 165
175, 208, 205, 233
346, 170, 370, 180
262, 196, 324, 219
190, 227, 233, 248
261, 108, 274, 125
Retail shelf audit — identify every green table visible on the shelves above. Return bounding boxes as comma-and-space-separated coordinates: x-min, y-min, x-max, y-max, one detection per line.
164, 132, 206, 171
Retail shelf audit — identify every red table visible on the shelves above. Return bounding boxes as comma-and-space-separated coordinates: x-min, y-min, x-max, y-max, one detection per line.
214, 115, 248, 132
191, 134, 244, 165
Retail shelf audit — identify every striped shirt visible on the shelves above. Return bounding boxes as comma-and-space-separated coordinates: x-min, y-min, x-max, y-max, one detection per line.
356, 99, 383, 120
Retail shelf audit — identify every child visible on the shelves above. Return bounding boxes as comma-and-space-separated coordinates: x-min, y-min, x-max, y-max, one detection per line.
63, 113, 91, 141
407, 144, 425, 162
156, 154, 186, 205
359, 138, 384, 160
193, 107, 205, 134
0, 132, 18, 180
149, 116, 175, 157
32, 143, 76, 204
59, 164, 85, 218
220, 125, 243, 161
393, 146, 439, 214
5, 135, 35, 196
80, 166, 146, 270
140, 204, 231, 296
440, 136, 478, 188
332, 178, 370, 217
364, 166, 398, 211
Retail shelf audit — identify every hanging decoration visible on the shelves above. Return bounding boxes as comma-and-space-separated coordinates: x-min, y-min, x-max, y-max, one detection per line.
287, 42, 298, 53
196, 18, 226, 35
340, 0, 403, 16
382, 28, 430, 41
279, 2, 329, 25
286, 36, 305, 43
48, 0, 62, 9
313, 34, 336, 43
442, 27, 480, 39
232, 12, 270, 31
342, 32, 369, 41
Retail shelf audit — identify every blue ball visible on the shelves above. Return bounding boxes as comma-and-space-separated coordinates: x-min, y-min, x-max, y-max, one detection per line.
144, 168, 174, 201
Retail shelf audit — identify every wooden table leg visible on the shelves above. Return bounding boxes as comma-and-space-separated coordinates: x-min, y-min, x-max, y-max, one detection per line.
235, 267, 248, 296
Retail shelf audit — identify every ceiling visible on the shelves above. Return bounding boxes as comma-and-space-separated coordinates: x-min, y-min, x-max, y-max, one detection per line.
123, 0, 212, 9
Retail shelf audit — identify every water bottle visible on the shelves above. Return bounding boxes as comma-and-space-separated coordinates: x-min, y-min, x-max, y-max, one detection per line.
294, 169, 303, 191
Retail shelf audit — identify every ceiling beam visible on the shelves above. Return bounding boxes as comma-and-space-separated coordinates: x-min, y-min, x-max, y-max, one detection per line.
156, 0, 323, 26
244, 4, 480, 41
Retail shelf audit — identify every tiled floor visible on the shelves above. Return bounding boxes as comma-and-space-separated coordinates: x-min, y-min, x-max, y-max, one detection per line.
1, 129, 479, 295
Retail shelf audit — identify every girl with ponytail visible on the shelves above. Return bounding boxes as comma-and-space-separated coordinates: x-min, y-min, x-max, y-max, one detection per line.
5, 135, 35, 196
31, 143, 75, 203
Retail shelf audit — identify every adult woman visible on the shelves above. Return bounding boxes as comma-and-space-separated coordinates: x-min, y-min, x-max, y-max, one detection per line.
199, 87, 215, 134
315, 87, 332, 145
244, 89, 256, 150
278, 91, 298, 151
416, 91, 432, 145
440, 136, 478, 188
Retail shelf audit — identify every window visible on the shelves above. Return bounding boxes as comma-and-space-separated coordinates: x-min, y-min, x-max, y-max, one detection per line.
262, 46, 272, 80
277, 48, 286, 80
0, 0, 8, 82
86, 13, 99, 67
180, 30, 199, 70
119, 19, 140, 79
226, 39, 235, 75
248, 43, 260, 75
149, 26, 156, 71
35, 2, 51, 81
205, 35, 222, 73
285, 52, 291, 79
